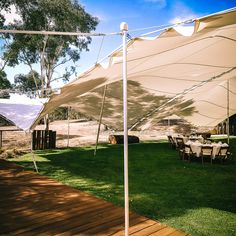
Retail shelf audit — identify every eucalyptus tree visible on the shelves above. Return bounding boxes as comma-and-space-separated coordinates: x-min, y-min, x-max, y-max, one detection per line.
13, 70, 41, 97
0, 70, 11, 88
1, 0, 98, 97
0, 70, 12, 98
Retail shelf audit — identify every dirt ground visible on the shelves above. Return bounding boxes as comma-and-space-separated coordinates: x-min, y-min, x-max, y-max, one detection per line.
0, 119, 168, 158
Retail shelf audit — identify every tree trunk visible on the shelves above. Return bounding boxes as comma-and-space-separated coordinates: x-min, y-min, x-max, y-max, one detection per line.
44, 114, 49, 131
108, 135, 139, 144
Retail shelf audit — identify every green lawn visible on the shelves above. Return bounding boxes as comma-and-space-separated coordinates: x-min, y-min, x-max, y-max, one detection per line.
11, 139, 236, 236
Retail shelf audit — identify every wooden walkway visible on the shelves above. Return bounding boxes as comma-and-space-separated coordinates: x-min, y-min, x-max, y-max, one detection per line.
0, 159, 187, 236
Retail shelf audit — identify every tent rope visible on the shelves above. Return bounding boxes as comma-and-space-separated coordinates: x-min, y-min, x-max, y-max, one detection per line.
95, 36, 105, 64
94, 84, 107, 156
93, 35, 108, 156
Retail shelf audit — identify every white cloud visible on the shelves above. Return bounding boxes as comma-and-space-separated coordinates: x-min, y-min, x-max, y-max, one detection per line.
0, 5, 22, 25
169, 1, 198, 24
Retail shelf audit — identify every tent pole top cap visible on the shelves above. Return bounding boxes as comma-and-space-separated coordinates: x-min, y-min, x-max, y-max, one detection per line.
120, 22, 128, 32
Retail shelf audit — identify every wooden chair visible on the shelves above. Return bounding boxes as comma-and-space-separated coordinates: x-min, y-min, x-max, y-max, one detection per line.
175, 137, 185, 150
175, 137, 185, 159
180, 144, 194, 161
167, 135, 176, 149
200, 146, 213, 165
215, 146, 231, 162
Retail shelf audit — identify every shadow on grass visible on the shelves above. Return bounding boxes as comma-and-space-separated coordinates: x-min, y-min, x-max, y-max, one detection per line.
14, 141, 236, 223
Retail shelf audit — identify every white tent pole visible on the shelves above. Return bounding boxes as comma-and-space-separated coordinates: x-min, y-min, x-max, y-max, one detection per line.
120, 22, 129, 236
94, 85, 107, 156
67, 106, 70, 148
227, 80, 230, 144
168, 117, 170, 134
31, 131, 39, 173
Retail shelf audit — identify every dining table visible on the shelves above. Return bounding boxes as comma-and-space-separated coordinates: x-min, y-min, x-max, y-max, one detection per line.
171, 134, 204, 145
185, 140, 229, 158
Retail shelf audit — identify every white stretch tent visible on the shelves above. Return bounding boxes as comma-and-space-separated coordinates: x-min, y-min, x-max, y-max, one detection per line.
0, 94, 46, 173
35, 9, 236, 131
0, 94, 45, 131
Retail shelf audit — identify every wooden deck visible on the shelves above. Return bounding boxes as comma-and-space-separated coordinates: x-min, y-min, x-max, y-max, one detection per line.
0, 159, 187, 236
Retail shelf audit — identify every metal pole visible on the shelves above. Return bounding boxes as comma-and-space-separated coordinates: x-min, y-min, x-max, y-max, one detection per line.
120, 22, 129, 236
67, 106, 70, 148
168, 117, 170, 134
227, 80, 230, 144
94, 85, 107, 156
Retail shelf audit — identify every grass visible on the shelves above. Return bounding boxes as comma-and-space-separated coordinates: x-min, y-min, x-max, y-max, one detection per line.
10, 138, 236, 236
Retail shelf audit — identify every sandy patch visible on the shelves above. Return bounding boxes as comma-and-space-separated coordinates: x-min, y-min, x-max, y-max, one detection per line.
0, 119, 168, 157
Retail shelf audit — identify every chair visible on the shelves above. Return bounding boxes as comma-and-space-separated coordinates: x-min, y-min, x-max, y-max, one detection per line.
189, 138, 197, 142
175, 137, 185, 150
175, 137, 185, 159
167, 135, 176, 149
180, 144, 195, 161
215, 146, 231, 162
200, 146, 213, 165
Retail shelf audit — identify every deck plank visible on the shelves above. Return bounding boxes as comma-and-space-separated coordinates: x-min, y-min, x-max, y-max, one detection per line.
110, 219, 159, 236
0, 159, 187, 236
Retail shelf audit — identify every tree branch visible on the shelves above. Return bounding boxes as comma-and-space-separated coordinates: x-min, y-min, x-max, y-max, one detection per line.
1, 37, 11, 71
22, 51, 41, 98
53, 56, 74, 70
0, 59, 8, 71
50, 76, 64, 82
46, 41, 64, 86
50, 68, 76, 83
40, 35, 48, 96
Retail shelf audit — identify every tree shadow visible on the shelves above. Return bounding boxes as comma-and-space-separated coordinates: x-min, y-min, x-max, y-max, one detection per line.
69, 80, 196, 131
16, 142, 236, 223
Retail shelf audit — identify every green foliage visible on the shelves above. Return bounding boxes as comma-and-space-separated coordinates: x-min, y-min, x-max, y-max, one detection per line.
2, 0, 98, 95
0, 70, 12, 98
0, 70, 12, 89
13, 70, 41, 96
11, 138, 236, 236
0, 0, 12, 27
0, 0, 12, 8
0, 90, 10, 98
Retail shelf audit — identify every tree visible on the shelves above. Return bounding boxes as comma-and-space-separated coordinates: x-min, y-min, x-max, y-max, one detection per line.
2, 0, 98, 97
13, 70, 41, 97
0, 70, 12, 98
0, 70, 12, 89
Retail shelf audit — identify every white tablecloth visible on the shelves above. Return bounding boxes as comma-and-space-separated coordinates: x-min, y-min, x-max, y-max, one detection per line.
186, 141, 228, 158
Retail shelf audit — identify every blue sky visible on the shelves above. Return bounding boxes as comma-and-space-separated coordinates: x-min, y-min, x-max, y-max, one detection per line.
75, 0, 236, 82
1, 0, 236, 87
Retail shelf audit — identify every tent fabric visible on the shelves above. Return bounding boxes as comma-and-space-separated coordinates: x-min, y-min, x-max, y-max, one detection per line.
0, 94, 46, 131
35, 9, 236, 130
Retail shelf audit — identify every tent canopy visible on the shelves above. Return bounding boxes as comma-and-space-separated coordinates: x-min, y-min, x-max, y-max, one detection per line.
20, 9, 236, 130
0, 94, 46, 131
